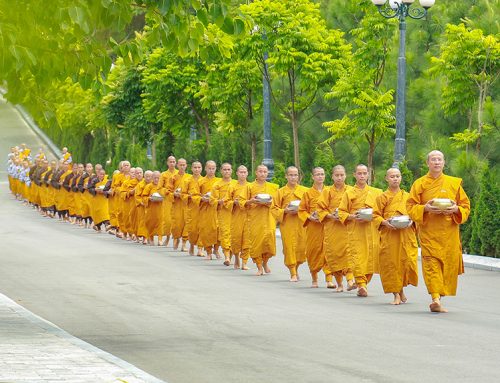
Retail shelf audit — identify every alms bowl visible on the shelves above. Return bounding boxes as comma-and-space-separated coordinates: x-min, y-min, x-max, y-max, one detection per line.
357, 208, 373, 221
288, 200, 301, 210
432, 198, 453, 209
389, 215, 412, 229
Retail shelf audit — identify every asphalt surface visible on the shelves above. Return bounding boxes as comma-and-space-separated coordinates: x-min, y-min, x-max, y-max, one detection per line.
1, 96, 500, 383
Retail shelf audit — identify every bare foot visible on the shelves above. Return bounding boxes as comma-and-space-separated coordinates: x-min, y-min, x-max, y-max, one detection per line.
173, 238, 179, 250
205, 254, 213, 261
336, 284, 344, 292
242, 265, 249, 271
357, 287, 368, 297
311, 281, 319, 288
263, 265, 271, 274
256, 265, 264, 276
215, 252, 222, 260
391, 293, 401, 305
189, 244, 195, 256
347, 280, 357, 291
290, 275, 298, 282
326, 282, 337, 289
400, 290, 407, 303
430, 300, 448, 313
223, 259, 230, 266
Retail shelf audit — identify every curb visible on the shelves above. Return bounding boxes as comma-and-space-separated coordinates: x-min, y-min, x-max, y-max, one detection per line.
0, 293, 167, 383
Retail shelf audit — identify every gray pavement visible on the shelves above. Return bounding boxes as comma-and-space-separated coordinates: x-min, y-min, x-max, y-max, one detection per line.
1, 95, 500, 383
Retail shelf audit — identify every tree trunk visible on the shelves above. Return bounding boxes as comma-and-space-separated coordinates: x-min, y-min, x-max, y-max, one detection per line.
476, 82, 487, 153
190, 103, 211, 147
251, 133, 256, 176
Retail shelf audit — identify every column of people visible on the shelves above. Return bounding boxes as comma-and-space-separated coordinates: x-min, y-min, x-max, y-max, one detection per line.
6, 146, 470, 313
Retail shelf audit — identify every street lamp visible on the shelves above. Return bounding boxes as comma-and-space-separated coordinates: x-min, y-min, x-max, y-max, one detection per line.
371, 0, 435, 168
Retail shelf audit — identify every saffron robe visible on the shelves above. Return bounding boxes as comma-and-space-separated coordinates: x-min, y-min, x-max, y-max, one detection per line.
271, 184, 308, 270
407, 173, 470, 296
374, 189, 419, 293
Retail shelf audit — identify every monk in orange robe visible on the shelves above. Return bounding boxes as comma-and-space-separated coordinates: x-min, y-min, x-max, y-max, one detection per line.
109, 161, 131, 237
88, 169, 111, 231
144, 171, 166, 245
120, 167, 138, 240
127, 167, 142, 239
225, 165, 250, 270
298, 168, 335, 288
212, 163, 235, 266
271, 166, 308, 282
338, 164, 383, 297
407, 150, 470, 313
374, 168, 419, 305
135, 169, 152, 244
159, 156, 178, 246
198, 161, 221, 260
185, 161, 203, 256
317, 165, 355, 292
170, 159, 191, 252
238, 165, 279, 276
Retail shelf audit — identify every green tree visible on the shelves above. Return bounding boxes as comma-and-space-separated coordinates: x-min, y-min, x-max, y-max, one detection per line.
241, 0, 351, 175
429, 23, 500, 152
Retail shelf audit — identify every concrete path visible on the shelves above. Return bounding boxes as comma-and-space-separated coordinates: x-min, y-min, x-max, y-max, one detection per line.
1, 96, 500, 383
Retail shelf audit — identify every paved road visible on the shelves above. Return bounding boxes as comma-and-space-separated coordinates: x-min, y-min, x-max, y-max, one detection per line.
1, 97, 500, 382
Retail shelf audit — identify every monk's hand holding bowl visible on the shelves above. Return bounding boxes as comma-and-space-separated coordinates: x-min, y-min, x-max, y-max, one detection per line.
442, 201, 458, 216
424, 199, 443, 214
381, 220, 396, 230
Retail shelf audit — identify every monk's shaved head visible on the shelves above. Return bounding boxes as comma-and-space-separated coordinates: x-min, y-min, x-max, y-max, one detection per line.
286, 166, 298, 175
386, 167, 401, 177
426, 150, 445, 161
332, 165, 345, 174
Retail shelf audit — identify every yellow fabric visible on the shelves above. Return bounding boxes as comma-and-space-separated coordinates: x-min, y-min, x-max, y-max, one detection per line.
159, 169, 178, 236
225, 180, 249, 259
238, 181, 279, 265
120, 177, 139, 234
317, 184, 353, 276
271, 184, 308, 274
198, 176, 221, 249
338, 185, 383, 283
134, 179, 149, 238
144, 183, 166, 238
373, 189, 419, 294
58, 170, 73, 211
72, 175, 83, 216
171, 173, 192, 240
212, 179, 236, 252
298, 186, 332, 279
109, 173, 126, 228
81, 176, 92, 218
92, 176, 110, 224
186, 175, 202, 247
407, 173, 470, 296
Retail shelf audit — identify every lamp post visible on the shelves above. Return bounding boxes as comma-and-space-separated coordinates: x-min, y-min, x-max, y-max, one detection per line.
371, 0, 435, 168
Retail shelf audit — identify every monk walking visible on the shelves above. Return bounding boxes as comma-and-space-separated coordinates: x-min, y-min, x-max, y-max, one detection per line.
374, 168, 418, 305
317, 165, 355, 292
171, 159, 191, 252
271, 166, 307, 282
212, 163, 235, 266
225, 165, 250, 270
338, 164, 383, 297
159, 156, 178, 247
239, 165, 279, 276
298, 167, 335, 288
198, 161, 220, 260
407, 150, 470, 313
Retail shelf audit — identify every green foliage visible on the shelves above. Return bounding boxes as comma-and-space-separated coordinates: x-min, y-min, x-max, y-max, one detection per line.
469, 166, 500, 257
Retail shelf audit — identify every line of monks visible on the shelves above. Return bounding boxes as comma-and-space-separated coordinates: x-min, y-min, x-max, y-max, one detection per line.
7, 146, 470, 313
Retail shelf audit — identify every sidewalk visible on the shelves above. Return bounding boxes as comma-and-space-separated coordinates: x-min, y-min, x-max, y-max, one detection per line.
0, 293, 166, 383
